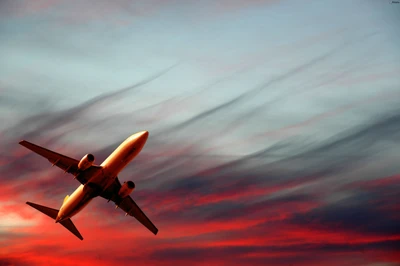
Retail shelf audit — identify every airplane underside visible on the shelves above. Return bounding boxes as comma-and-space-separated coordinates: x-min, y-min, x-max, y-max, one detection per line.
20, 131, 158, 240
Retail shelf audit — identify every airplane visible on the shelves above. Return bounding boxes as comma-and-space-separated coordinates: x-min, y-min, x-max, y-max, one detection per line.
19, 131, 158, 240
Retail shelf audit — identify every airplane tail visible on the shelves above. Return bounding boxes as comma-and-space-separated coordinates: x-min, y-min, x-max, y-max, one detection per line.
26, 202, 83, 240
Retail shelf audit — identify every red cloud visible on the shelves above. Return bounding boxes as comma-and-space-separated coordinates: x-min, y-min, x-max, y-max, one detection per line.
2, 91, 399, 266
2, 186, 399, 266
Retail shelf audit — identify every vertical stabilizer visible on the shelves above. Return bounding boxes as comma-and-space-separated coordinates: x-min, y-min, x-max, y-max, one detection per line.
63, 195, 69, 204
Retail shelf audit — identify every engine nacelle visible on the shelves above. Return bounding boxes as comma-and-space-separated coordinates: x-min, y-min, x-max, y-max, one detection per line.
118, 181, 135, 198
78, 153, 95, 171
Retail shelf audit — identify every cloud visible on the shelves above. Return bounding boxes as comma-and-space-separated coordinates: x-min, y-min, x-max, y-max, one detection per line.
0, 0, 166, 22
289, 191, 400, 237
2, 85, 399, 266
1, 2, 399, 265
2, 64, 178, 141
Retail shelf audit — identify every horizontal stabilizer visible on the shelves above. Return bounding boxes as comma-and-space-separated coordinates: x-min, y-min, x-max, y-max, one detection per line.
26, 201, 83, 240
60, 219, 83, 240
26, 201, 58, 220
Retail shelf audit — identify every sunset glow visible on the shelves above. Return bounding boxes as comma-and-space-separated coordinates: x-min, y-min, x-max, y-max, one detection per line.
1, 0, 400, 265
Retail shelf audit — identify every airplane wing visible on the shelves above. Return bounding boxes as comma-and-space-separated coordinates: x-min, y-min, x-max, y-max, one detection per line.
100, 178, 158, 235
19, 140, 97, 185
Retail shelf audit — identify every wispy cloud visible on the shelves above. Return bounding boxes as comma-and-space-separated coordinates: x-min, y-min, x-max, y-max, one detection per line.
1, 0, 400, 265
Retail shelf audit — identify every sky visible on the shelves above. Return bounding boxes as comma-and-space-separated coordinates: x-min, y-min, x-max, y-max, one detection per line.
1, 0, 400, 265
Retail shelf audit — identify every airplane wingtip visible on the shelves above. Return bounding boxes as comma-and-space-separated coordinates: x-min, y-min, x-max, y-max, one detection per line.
26, 201, 35, 206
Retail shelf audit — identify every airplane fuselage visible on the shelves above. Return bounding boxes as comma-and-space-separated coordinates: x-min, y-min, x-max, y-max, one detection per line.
55, 131, 149, 223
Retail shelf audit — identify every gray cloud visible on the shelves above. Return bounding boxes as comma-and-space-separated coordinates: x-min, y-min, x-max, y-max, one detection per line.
148, 240, 400, 266
289, 188, 400, 236
2, 63, 179, 142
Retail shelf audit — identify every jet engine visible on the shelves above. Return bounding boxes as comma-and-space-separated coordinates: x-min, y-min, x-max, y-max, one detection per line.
78, 154, 95, 171
118, 181, 135, 198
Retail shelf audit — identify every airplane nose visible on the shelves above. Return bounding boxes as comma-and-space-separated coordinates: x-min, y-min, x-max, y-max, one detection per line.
139, 131, 149, 141
127, 131, 149, 145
